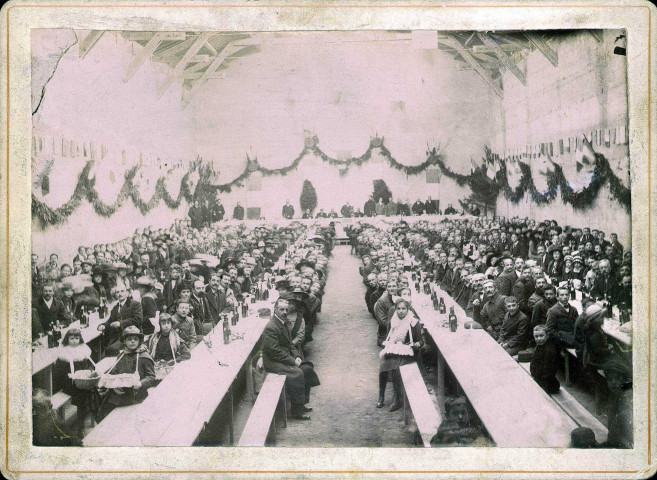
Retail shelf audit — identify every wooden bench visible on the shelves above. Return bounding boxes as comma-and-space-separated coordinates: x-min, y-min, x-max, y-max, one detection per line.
400, 362, 442, 447
238, 373, 287, 446
51, 391, 72, 421
519, 362, 608, 444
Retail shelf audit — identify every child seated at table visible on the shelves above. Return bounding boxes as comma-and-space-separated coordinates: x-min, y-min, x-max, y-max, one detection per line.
430, 395, 489, 447
53, 328, 100, 437
147, 313, 191, 363
96, 326, 156, 422
530, 325, 561, 394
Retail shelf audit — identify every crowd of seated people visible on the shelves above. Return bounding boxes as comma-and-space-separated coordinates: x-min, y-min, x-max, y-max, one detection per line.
349, 215, 632, 448
32, 215, 335, 441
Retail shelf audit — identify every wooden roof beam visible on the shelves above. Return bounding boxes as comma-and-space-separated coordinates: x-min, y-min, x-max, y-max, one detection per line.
124, 32, 184, 82
477, 32, 526, 85
525, 32, 558, 67
445, 36, 503, 98
79, 30, 104, 58
157, 32, 214, 98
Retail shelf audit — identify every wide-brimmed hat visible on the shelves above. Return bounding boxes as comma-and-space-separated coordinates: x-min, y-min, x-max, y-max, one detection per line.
547, 244, 563, 254
113, 262, 131, 272
135, 275, 157, 288
122, 325, 144, 340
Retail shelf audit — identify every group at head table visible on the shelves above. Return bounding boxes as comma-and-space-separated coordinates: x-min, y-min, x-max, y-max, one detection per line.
350, 215, 632, 448
32, 218, 332, 445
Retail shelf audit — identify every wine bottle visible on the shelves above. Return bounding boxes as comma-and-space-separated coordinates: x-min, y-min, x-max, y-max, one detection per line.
439, 297, 446, 315
449, 306, 458, 332
222, 315, 231, 344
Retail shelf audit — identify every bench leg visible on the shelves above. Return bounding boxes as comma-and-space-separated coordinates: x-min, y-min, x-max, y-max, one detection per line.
564, 354, 571, 387
436, 351, 446, 416
245, 357, 255, 403
280, 389, 287, 429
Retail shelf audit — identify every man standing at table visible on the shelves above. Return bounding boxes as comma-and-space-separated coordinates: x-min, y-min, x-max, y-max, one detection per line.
282, 200, 295, 220
262, 298, 319, 420
98, 283, 143, 356
233, 202, 245, 220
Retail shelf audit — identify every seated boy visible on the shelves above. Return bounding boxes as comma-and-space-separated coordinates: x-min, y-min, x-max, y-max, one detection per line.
147, 313, 191, 363
430, 395, 489, 447
498, 296, 528, 356
530, 325, 561, 394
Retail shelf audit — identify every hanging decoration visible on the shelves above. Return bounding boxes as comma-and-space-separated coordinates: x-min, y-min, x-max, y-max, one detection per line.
32, 160, 193, 228
32, 132, 630, 227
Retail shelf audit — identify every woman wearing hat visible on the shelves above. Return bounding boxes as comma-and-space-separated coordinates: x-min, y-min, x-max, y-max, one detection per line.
546, 245, 564, 282
96, 326, 156, 422
135, 276, 161, 336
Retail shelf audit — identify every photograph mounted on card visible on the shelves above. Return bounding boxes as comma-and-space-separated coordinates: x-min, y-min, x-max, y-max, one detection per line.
2, 1, 656, 480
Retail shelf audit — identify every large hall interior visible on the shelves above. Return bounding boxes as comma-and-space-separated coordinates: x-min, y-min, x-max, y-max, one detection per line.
31, 29, 633, 450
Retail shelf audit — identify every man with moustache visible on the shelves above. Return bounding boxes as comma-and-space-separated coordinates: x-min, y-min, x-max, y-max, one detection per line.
495, 256, 518, 297
512, 266, 535, 317
480, 280, 507, 340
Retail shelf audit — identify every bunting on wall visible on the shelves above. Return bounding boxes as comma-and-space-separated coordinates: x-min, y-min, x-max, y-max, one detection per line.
32, 129, 630, 227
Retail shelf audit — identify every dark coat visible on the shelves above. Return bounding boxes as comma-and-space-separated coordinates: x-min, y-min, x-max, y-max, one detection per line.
495, 270, 518, 296
499, 310, 528, 349
480, 292, 507, 331
205, 286, 229, 324
282, 204, 295, 219
374, 292, 396, 345
546, 301, 578, 348
102, 297, 143, 341
163, 278, 185, 308
103, 344, 156, 407
233, 205, 245, 220
530, 340, 561, 394
262, 316, 312, 404
211, 203, 225, 222
512, 277, 535, 313
33, 296, 67, 332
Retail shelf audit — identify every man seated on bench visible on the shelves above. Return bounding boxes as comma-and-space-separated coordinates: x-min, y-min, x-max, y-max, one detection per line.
430, 395, 489, 447
262, 298, 320, 420
497, 296, 528, 356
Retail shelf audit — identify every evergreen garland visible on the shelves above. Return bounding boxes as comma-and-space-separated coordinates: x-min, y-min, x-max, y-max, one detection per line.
32, 134, 631, 227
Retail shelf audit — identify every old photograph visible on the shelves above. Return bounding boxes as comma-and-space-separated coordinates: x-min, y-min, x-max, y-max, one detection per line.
27, 27, 636, 451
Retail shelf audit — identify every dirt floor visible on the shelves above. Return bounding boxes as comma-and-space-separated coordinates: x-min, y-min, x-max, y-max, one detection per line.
275, 245, 416, 447
230, 245, 608, 448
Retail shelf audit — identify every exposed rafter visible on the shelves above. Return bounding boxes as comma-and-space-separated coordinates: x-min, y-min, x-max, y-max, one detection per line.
525, 32, 558, 67
477, 32, 526, 85
124, 32, 185, 82
157, 32, 214, 98
588, 30, 603, 43
79, 31, 104, 59
445, 35, 503, 99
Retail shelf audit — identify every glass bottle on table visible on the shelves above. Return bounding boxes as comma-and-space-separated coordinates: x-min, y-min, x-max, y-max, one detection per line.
222, 314, 231, 344
439, 297, 446, 315
449, 306, 458, 332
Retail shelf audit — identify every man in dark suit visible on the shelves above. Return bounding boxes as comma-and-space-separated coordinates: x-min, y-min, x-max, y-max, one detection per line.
590, 259, 619, 303
512, 266, 535, 316
98, 283, 143, 355
282, 200, 295, 219
262, 298, 319, 420
211, 199, 225, 223
205, 273, 229, 324
233, 202, 245, 220
33, 283, 67, 332
190, 280, 212, 335
163, 264, 185, 309
495, 256, 518, 296
546, 287, 578, 349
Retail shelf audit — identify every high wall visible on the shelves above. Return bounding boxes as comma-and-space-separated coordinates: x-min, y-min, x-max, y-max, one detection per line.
32, 30, 500, 262
492, 30, 631, 246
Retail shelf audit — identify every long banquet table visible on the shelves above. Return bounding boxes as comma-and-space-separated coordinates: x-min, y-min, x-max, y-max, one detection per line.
83, 297, 274, 447
410, 276, 578, 447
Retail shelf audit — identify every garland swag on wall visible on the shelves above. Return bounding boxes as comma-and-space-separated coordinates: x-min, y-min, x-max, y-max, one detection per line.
32, 160, 193, 228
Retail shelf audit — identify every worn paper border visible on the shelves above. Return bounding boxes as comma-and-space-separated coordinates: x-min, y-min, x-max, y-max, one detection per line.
1, 1, 655, 479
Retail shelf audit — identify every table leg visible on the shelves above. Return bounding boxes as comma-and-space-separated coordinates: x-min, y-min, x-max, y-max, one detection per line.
436, 350, 446, 416
228, 387, 234, 445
